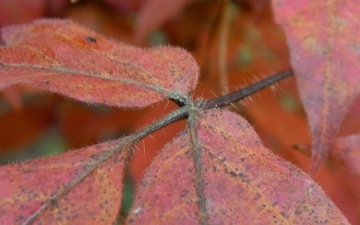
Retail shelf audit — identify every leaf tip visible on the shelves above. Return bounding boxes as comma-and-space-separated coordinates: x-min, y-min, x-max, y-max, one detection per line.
309, 143, 330, 177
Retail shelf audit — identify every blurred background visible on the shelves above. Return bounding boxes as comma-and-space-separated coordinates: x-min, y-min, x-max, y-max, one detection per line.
1, 0, 359, 223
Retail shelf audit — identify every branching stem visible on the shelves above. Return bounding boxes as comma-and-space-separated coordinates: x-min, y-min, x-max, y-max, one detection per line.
128, 68, 293, 224
140, 68, 294, 140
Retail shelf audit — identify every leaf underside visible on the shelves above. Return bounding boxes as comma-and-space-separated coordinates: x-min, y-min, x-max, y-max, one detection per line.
0, 18, 350, 225
0, 139, 129, 225
0, 19, 198, 108
272, 0, 360, 175
127, 109, 349, 224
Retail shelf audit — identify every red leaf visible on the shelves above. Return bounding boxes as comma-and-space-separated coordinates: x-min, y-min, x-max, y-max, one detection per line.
0, 19, 198, 107
127, 109, 348, 224
272, 1, 360, 175
0, 139, 130, 224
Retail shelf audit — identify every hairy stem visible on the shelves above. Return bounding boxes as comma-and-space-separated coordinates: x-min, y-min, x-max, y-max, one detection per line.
140, 69, 294, 139
199, 68, 294, 109
23, 68, 293, 224
22, 107, 190, 225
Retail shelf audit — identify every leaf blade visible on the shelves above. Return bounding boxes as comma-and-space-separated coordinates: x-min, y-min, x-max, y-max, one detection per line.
127, 109, 349, 224
0, 19, 198, 107
0, 139, 129, 225
272, 0, 360, 175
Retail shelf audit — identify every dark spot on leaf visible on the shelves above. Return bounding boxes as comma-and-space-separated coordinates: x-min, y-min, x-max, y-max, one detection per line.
180, 189, 189, 197
86, 36, 97, 43
45, 80, 49, 84
280, 211, 287, 218
230, 171, 237, 177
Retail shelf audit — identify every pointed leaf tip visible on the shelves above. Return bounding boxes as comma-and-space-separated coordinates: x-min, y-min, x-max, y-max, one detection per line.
272, 1, 360, 175
0, 19, 199, 108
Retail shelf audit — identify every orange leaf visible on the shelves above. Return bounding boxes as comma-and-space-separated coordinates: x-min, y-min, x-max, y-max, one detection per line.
0, 19, 198, 107
0, 139, 130, 224
126, 109, 348, 224
272, 1, 360, 175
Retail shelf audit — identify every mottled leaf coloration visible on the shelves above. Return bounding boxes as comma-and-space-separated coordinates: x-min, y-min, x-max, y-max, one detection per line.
127, 110, 349, 224
273, 0, 360, 175
0, 19, 198, 107
0, 139, 130, 225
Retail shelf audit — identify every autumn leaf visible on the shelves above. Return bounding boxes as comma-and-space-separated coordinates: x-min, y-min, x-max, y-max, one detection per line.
0, 139, 130, 224
127, 109, 349, 224
0, 16, 351, 224
272, 0, 360, 175
0, 19, 198, 108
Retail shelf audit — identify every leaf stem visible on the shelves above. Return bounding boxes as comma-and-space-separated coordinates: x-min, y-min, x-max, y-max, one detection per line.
144, 69, 294, 139
199, 68, 294, 109
130, 106, 189, 142
21, 107, 190, 225
133, 69, 294, 143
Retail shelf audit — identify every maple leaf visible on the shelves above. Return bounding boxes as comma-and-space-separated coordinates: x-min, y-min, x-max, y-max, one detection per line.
0, 19, 350, 224
272, 0, 360, 175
